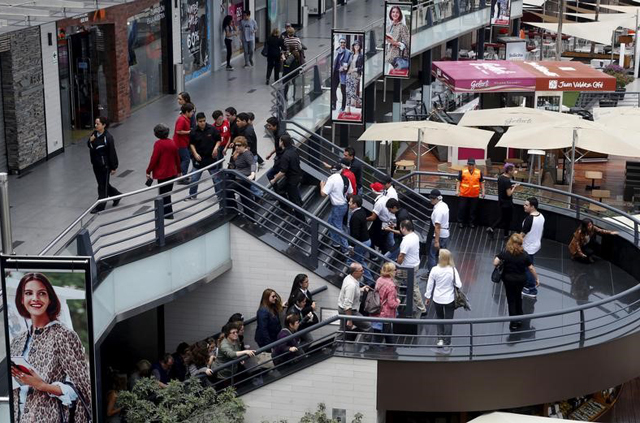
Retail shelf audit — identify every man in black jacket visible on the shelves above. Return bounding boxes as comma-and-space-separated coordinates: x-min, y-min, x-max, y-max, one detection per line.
348, 194, 374, 286
187, 113, 221, 200
236, 112, 262, 199
269, 134, 304, 221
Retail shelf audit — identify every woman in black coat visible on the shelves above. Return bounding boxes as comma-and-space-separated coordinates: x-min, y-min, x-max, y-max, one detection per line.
87, 116, 121, 213
266, 28, 285, 85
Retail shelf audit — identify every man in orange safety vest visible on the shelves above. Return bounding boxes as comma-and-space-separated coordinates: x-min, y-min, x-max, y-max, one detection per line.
456, 158, 485, 228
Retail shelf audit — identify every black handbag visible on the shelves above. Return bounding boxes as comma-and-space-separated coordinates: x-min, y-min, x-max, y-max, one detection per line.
452, 267, 471, 311
491, 264, 503, 283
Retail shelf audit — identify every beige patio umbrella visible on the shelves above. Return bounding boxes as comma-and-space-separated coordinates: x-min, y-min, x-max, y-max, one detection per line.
497, 119, 640, 192
593, 106, 640, 130
458, 106, 580, 127
469, 412, 558, 422
358, 121, 493, 171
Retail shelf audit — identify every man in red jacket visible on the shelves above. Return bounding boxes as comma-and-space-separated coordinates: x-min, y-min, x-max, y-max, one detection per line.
147, 123, 182, 219
174, 103, 194, 184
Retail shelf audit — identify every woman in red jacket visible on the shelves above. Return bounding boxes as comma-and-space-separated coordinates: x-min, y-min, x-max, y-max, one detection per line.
372, 262, 400, 346
146, 123, 181, 219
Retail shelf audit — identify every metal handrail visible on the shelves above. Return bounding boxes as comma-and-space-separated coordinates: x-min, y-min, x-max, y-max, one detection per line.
38, 158, 225, 256
396, 171, 640, 244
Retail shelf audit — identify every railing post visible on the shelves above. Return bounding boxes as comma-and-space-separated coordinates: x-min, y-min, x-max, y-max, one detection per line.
77, 228, 98, 284
154, 197, 165, 247
454, 0, 461, 17
469, 322, 474, 359
220, 172, 228, 214
313, 65, 322, 95
310, 219, 319, 269
405, 266, 415, 318
0, 173, 13, 254
575, 198, 580, 220
579, 309, 585, 346
635, 221, 639, 246
426, 5, 433, 26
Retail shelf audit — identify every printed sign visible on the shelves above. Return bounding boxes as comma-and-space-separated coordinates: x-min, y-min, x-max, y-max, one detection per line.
1, 256, 95, 423
331, 30, 365, 124
490, 0, 511, 26
383, 2, 412, 78
181, 0, 210, 81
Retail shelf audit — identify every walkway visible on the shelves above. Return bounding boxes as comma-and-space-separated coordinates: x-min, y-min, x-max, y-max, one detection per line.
9, 0, 379, 255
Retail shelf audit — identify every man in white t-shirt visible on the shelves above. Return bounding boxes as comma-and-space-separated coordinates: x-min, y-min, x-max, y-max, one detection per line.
366, 182, 394, 253
380, 174, 398, 201
397, 220, 426, 318
320, 163, 353, 252
428, 189, 450, 271
521, 197, 544, 298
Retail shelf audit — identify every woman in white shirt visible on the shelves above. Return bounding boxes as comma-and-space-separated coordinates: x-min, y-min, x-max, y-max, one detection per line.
425, 249, 461, 348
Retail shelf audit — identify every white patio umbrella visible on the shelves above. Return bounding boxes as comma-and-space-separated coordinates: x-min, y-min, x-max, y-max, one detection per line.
358, 121, 493, 171
458, 106, 580, 127
593, 106, 640, 131
469, 412, 558, 422
496, 119, 640, 192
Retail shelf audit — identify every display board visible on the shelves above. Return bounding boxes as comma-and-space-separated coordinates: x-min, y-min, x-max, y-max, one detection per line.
1, 256, 95, 423
331, 30, 365, 124
181, 0, 211, 81
383, 2, 412, 78
490, 0, 511, 26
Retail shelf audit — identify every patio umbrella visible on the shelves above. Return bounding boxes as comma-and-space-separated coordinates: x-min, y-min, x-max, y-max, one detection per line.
358, 121, 493, 171
458, 106, 580, 127
593, 106, 640, 130
469, 412, 558, 422
496, 119, 640, 192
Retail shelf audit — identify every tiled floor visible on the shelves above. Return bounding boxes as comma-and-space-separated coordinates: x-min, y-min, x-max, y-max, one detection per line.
8, 0, 382, 255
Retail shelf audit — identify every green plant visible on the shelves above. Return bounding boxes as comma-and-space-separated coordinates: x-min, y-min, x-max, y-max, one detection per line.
262, 403, 364, 423
117, 377, 246, 423
603, 64, 634, 89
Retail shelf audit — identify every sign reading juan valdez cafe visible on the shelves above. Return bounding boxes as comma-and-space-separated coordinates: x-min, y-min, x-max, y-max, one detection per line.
432, 60, 617, 93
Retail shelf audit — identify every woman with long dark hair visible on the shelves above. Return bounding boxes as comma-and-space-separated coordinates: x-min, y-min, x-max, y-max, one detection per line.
255, 288, 283, 348
385, 5, 410, 74
222, 15, 236, 70
569, 218, 618, 263
287, 273, 315, 311
493, 234, 539, 330
88, 116, 121, 214
9, 273, 92, 422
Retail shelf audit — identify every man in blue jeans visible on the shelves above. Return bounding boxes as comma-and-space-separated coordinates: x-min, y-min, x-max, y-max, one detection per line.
521, 197, 545, 298
320, 163, 353, 253
173, 103, 194, 184
427, 189, 450, 271
348, 195, 374, 286
240, 10, 258, 67
186, 113, 221, 200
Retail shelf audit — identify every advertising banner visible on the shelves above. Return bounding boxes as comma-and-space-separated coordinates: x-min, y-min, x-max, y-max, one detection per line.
505, 41, 527, 61
432, 60, 536, 93
181, 0, 210, 81
331, 30, 365, 124
490, 0, 511, 26
1, 256, 95, 423
383, 2, 412, 78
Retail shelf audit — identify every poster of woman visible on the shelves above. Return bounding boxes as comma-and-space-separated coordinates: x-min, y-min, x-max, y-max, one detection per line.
1, 257, 95, 423
490, 0, 511, 26
384, 2, 412, 78
331, 30, 365, 124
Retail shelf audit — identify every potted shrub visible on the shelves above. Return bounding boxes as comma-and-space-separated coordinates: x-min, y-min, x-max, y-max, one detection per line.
603, 64, 634, 100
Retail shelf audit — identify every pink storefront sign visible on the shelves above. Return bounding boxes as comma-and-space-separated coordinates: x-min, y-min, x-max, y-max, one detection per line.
432, 60, 536, 93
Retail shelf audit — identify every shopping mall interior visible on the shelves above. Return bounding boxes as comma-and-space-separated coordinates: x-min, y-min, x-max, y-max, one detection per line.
0, 0, 640, 422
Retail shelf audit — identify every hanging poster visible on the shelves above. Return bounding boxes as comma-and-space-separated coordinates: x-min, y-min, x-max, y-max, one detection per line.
181, 0, 210, 81
384, 2, 412, 78
1, 256, 95, 423
331, 30, 365, 124
490, 0, 511, 26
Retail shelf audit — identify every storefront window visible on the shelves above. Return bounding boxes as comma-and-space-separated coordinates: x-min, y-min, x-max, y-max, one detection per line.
127, 3, 166, 110
181, 0, 210, 81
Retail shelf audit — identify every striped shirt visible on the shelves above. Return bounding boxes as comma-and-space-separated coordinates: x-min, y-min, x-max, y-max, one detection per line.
283, 36, 302, 52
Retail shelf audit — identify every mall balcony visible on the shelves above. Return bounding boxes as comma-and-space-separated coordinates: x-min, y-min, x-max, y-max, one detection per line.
1, 121, 639, 422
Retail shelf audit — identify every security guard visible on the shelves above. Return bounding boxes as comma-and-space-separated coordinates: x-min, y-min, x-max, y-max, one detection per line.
456, 158, 485, 228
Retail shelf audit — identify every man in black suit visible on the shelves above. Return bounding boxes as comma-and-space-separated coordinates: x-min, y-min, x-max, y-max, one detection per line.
348, 194, 374, 286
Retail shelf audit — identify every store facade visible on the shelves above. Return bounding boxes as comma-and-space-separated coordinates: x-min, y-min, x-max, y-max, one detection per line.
56, 0, 170, 146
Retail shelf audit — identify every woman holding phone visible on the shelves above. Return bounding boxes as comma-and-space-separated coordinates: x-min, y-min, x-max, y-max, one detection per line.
9, 273, 92, 422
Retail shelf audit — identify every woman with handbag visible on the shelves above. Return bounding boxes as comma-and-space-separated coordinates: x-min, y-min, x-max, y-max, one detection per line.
425, 249, 461, 349
372, 262, 400, 346
493, 233, 540, 331
265, 28, 285, 85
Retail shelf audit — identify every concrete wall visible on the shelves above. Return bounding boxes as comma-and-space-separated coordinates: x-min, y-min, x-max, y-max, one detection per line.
241, 356, 378, 423
163, 224, 341, 350
0, 26, 46, 172
39, 22, 63, 157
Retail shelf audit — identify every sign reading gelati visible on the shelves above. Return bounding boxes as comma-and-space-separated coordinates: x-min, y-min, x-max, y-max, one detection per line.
432, 60, 617, 93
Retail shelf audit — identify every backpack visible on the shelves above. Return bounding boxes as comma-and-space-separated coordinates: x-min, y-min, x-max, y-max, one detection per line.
283, 52, 297, 68
340, 174, 350, 197
363, 289, 381, 315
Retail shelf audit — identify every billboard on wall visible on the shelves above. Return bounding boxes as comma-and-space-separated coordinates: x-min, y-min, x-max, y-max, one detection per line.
331, 30, 365, 124
384, 2, 412, 78
182, 0, 210, 81
1, 256, 95, 423
490, 0, 511, 26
